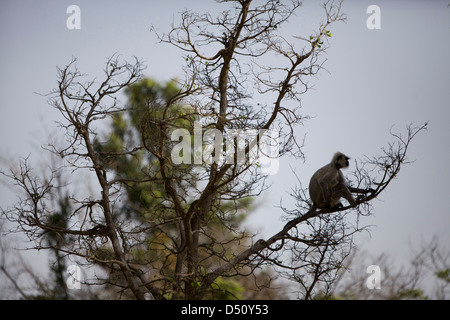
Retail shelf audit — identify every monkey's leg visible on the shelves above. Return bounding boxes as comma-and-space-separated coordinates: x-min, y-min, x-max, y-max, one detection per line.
332, 184, 356, 207
329, 201, 343, 210
343, 191, 357, 207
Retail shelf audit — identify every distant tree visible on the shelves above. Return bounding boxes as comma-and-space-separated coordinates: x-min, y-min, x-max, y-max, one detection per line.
1, 0, 426, 299
91, 77, 285, 299
330, 237, 450, 300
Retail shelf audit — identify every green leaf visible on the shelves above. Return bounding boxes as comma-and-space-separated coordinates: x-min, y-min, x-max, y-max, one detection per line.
31, 192, 41, 200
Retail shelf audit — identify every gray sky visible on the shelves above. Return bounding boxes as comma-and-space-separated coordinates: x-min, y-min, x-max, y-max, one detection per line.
1, 0, 449, 295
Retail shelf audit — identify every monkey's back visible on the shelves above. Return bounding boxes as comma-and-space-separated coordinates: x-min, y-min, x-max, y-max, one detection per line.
308, 164, 331, 207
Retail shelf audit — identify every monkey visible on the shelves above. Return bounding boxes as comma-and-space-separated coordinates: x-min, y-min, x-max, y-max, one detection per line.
309, 152, 358, 210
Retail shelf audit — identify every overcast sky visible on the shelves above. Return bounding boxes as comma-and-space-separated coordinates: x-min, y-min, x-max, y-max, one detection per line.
1, 0, 449, 295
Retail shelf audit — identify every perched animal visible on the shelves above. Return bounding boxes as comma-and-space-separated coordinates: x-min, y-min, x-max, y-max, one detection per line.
309, 152, 357, 209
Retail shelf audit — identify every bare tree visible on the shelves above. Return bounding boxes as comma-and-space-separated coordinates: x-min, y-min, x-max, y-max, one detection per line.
331, 236, 450, 300
0, 221, 30, 299
1, 0, 427, 299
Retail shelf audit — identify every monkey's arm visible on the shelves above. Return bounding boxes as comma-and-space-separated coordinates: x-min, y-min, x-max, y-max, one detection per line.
341, 186, 357, 207
318, 180, 331, 205
348, 186, 375, 194
348, 186, 376, 203
334, 172, 356, 207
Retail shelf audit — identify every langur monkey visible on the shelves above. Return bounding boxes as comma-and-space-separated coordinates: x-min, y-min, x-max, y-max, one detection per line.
309, 152, 358, 209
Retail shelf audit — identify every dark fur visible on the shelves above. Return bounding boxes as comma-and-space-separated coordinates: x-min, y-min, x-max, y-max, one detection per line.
309, 152, 356, 209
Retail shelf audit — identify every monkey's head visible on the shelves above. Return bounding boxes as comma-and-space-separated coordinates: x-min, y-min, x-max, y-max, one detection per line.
332, 152, 350, 169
